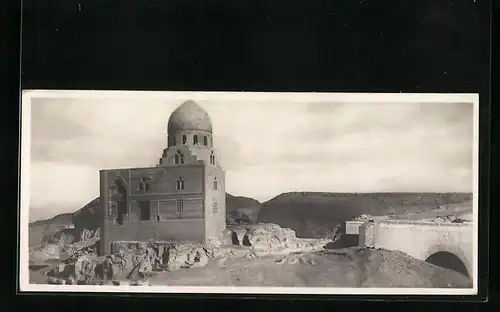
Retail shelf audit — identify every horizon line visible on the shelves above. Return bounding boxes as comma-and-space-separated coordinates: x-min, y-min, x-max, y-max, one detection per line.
29, 190, 473, 224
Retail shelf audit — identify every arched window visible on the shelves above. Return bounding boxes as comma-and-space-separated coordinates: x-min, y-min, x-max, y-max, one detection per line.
177, 177, 185, 190
213, 177, 218, 190
175, 151, 184, 165
210, 151, 214, 165
204, 136, 208, 146
211, 137, 213, 147
193, 135, 198, 145
138, 177, 152, 192
182, 135, 187, 144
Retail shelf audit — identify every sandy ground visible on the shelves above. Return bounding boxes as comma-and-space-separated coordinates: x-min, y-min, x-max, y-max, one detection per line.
143, 248, 472, 288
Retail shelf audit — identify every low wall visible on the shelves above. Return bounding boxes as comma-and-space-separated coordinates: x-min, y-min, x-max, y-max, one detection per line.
345, 221, 364, 235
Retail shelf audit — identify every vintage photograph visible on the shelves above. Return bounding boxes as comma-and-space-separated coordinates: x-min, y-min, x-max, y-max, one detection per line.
19, 91, 479, 295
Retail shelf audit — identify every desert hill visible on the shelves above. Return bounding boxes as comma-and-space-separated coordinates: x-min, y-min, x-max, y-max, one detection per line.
226, 193, 262, 225
146, 248, 472, 288
28, 213, 74, 247
257, 192, 473, 238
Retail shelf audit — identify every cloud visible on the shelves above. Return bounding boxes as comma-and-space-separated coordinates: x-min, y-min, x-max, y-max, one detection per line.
29, 161, 100, 220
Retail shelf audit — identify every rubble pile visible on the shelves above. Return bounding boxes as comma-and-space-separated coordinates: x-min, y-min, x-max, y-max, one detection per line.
212, 223, 330, 256
46, 241, 212, 284
42, 223, 332, 285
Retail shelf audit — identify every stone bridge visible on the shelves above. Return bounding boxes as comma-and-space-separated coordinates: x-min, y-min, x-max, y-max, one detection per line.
348, 220, 474, 277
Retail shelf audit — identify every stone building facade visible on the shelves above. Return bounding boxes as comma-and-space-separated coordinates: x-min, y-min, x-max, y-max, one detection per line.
98, 100, 226, 255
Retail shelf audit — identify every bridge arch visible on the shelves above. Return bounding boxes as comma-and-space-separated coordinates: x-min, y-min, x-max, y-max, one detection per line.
424, 244, 470, 277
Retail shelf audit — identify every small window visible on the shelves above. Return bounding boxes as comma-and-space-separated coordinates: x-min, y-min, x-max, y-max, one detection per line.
210, 151, 214, 165
213, 177, 218, 190
139, 177, 151, 191
193, 135, 198, 145
174, 154, 179, 164
176, 200, 184, 215
182, 135, 187, 144
204, 136, 208, 146
211, 137, 213, 147
139, 201, 151, 221
156, 215, 160, 221
213, 201, 218, 214
176, 177, 185, 190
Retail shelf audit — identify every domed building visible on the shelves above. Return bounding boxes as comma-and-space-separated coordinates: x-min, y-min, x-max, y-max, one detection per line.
98, 100, 226, 255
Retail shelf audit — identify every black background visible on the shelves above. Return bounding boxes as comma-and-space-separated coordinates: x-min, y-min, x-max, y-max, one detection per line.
11, 0, 495, 308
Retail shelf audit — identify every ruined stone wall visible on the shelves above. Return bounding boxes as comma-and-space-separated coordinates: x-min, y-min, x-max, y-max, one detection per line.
359, 222, 376, 248
101, 220, 205, 255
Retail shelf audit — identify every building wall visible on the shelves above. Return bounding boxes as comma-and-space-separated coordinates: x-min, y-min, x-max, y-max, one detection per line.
167, 130, 213, 150
102, 220, 205, 254
204, 165, 226, 243
159, 130, 216, 167
99, 165, 206, 255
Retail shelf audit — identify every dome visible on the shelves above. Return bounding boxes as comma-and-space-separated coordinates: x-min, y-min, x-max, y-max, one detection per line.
167, 100, 213, 134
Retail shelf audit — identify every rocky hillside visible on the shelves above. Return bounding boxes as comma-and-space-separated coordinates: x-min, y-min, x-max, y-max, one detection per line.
257, 192, 473, 238
28, 213, 74, 247
225, 194, 262, 225
29, 193, 261, 247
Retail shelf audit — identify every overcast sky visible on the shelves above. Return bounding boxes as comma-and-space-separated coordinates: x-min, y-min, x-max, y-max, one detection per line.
26, 94, 475, 221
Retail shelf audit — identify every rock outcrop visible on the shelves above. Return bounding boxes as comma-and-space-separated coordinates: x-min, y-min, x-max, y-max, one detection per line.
212, 223, 331, 256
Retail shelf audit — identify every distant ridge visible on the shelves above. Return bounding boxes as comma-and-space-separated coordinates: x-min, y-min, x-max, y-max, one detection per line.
28, 191, 472, 246
257, 192, 473, 238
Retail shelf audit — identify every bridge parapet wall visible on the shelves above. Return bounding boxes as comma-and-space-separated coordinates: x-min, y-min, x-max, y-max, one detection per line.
359, 220, 473, 276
